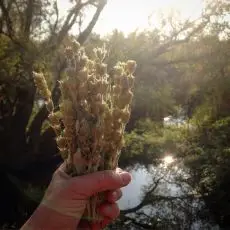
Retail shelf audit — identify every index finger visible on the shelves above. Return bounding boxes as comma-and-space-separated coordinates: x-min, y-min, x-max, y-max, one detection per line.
71, 169, 131, 196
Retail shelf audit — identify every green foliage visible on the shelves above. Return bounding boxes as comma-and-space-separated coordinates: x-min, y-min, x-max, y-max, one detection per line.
120, 119, 186, 168
1, 0, 230, 228
0, 35, 21, 82
180, 116, 230, 226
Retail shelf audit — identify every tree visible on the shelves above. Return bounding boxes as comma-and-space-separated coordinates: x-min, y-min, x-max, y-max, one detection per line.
0, 0, 107, 226
0, 0, 107, 167
1, 0, 230, 228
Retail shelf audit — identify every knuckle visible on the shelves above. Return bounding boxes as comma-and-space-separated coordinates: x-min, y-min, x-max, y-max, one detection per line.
96, 170, 119, 190
113, 204, 120, 218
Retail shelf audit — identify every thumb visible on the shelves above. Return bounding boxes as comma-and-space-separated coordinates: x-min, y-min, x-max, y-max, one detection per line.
71, 169, 131, 196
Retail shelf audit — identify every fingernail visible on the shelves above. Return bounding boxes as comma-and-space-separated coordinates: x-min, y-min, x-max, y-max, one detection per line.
120, 172, 131, 185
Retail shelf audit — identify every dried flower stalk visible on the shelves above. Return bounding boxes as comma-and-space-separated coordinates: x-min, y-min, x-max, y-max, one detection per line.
33, 42, 136, 223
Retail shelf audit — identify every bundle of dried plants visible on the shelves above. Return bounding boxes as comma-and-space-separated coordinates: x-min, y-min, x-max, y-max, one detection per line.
33, 41, 136, 223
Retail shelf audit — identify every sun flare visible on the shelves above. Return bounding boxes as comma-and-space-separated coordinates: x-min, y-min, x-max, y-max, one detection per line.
58, 0, 203, 36
163, 155, 174, 165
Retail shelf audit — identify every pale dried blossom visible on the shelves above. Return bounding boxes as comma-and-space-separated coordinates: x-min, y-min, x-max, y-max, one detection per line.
33, 41, 136, 223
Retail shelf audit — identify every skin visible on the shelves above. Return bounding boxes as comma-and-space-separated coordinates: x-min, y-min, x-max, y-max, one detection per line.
21, 163, 132, 230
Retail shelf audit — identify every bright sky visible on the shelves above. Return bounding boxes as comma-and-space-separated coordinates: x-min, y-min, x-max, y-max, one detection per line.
58, 0, 204, 36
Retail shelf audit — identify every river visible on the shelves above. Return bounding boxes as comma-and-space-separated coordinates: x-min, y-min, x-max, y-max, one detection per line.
117, 156, 220, 230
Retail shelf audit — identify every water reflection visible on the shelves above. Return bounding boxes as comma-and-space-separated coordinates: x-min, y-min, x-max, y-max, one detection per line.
162, 155, 174, 166
117, 159, 220, 230
118, 166, 151, 210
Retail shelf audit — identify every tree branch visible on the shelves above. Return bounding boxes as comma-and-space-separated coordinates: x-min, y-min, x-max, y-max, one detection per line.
25, 0, 107, 155
52, 0, 59, 35
13, 0, 25, 32
24, 0, 35, 39
151, 17, 210, 60
121, 175, 164, 214
122, 216, 153, 229
151, 53, 210, 66
0, 1, 14, 38
77, 0, 107, 44
26, 59, 66, 154
48, 1, 82, 49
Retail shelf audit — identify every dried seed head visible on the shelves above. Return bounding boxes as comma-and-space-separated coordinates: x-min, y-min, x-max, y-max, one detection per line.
120, 109, 131, 123
87, 60, 95, 71
103, 142, 112, 152
78, 69, 88, 82
65, 47, 74, 59
101, 80, 108, 94
95, 94, 102, 102
116, 100, 127, 110
113, 66, 123, 76
114, 74, 122, 85
128, 76, 135, 89
48, 112, 62, 125
33, 72, 44, 86
78, 135, 87, 144
82, 147, 91, 157
56, 136, 67, 149
60, 100, 74, 115
89, 80, 102, 95
75, 120, 80, 134
33, 72, 51, 101
104, 110, 113, 122
91, 103, 100, 115
79, 120, 90, 136
74, 54, 81, 67
60, 149, 69, 160
88, 79, 96, 91
113, 130, 122, 142
78, 83, 88, 99
66, 67, 76, 78
113, 108, 122, 120
95, 81, 103, 94
112, 85, 121, 95
72, 41, 81, 52
92, 154, 101, 165
94, 47, 106, 61
46, 100, 54, 113
64, 115, 76, 126
104, 127, 112, 139
92, 126, 103, 139
67, 78, 80, 93
59, 80, 70, 99
52, 124, 62, 135
44, 89, 52, 102
117, 137, 125, 149
121, 76, 130, 90
96, 63, 107, 75
34, 43, 136, 191
63, 128, 74, 139
113, 120, 123, 130
98, 102, 107, 115
121, 90, 133, 105
79, 55, 89, 68
126, 60, 137, 75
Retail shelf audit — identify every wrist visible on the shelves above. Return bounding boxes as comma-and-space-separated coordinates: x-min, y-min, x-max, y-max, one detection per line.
21, 204, 79, 230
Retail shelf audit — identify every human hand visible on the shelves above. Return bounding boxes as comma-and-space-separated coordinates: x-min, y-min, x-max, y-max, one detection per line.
21, 163, 132, 230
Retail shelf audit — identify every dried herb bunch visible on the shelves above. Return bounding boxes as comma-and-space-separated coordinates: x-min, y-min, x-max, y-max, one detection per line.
33, 41, 136, 221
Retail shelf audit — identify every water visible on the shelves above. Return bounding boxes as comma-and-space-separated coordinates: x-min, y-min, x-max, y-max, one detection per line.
117, 159, 220, 229
118, 166, 151, 210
